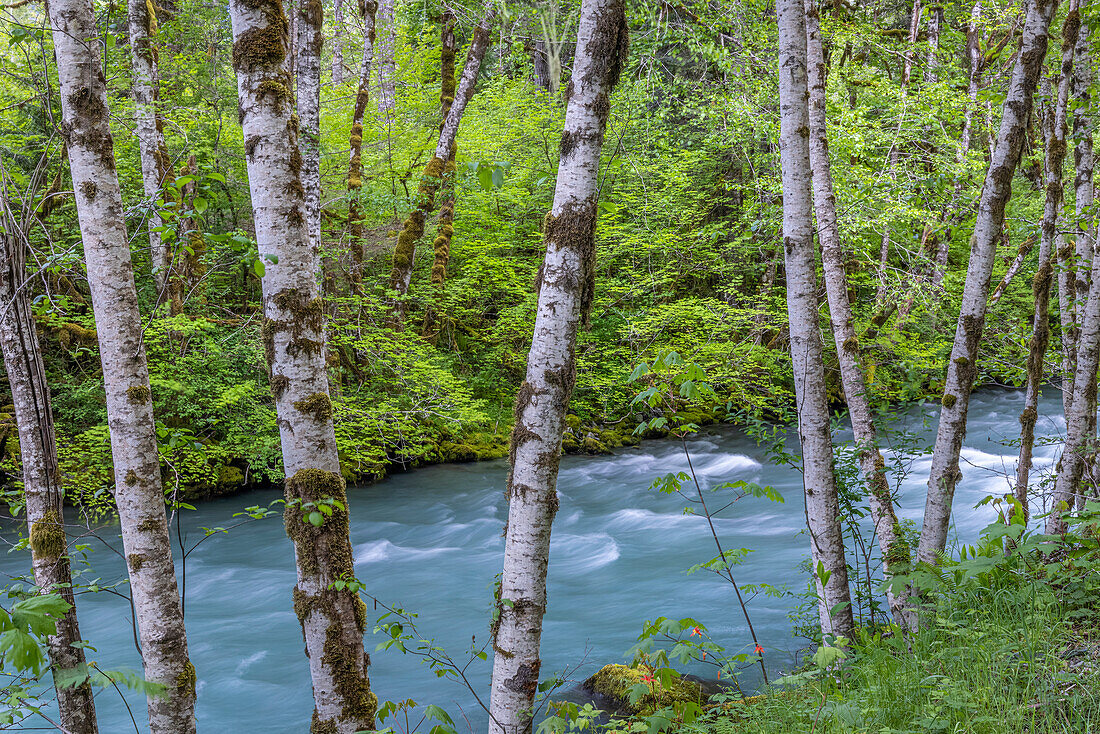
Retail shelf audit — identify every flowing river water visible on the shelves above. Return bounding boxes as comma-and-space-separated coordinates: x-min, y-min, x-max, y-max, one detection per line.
0, 388, 1067, 732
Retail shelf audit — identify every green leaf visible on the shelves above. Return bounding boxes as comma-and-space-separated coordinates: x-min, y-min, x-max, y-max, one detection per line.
308, 511, 324, 527
478, 165, 493, 192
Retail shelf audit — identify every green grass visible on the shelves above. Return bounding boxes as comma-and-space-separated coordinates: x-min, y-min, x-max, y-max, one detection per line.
698, 580, 1100, 733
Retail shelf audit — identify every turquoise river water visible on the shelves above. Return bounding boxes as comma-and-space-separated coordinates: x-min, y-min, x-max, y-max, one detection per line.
0, 388, 1068, 732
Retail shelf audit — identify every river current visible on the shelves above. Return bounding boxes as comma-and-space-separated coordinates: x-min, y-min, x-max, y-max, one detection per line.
0, 388, 1066, 732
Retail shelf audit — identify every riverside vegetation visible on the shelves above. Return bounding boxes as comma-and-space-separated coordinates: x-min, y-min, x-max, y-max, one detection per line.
1, 0, 1100, 731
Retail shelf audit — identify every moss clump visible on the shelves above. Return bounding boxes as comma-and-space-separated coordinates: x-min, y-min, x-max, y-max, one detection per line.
321, 621, 377, 723
80, 181, 97, 200
137, 517, 162, 533
124, 469, 140, 486
256, 79, 291, 109
128, 553, 147, 572
583, 664, 703, 716
176, 659, 196, 697
270, 374, 290, 399
942, 394, 957, 409
294, 392, 334, 422
29, 510, 66, 559
232, 20, 288, 73
127, 384, 151, 405
284, 468, 352, 578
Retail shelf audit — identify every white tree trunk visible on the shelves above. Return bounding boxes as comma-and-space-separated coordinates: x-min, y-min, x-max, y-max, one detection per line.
128, 0, 171, 296
924, 3, 943, 83
1016, 4, 1077, 517
228, 1, 375, 730
876, 0, 921, 305
332, 0, 344, 84
0, 207, 98, 734
934, 0, 984, 286
805, 0, 914, 632
376, 0, 396, 117
487, 3, 628, 732
918, 0, 1057, 563
1071, 21, 1095, 331
388, 7, 495, 322
777, 0, 854, 639
347, 0, 377, 271
296, 0, 323, 264
46, 0, 197, 730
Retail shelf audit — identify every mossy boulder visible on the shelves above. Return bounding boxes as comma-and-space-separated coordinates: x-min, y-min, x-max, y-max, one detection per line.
581, 664, 704, 716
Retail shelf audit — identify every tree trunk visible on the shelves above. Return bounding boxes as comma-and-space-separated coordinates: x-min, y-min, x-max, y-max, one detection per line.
988, 234, 1036, 307
778, 0, 854, 639
128, 0, 172, 297
332, 0, 344, 84
1016, 11, 1077, 517
487, 3, 627, 732
933, 0, 984, 286
297, 0, 323, 276
1071, 22, 1095, 332
421, 12, 458, 338
376, 0, 396, 117
229, 1, 375, 729
388, 6, 495, 326
0, 200, 98, 734
924, 2, 943, 83
918, 0, 1057, 564
805, 0, 913, 632
348, 0, 378, 276
876, 0, 922, 305
47, 0, 197, 729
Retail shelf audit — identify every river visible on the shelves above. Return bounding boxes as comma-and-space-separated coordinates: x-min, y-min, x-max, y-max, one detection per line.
0, 388, 1065, 732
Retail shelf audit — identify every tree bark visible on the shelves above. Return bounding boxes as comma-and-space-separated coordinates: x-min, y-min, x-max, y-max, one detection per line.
297, 0, 323, 270
876, 0, 922, 305
376, 0, 396, 117
918, 0, 1057, 564
128, 0, 172, 297
347, 0, 377, 276
778, 0, 855, 639
421, 11, 458, 338
1071, 22, 1095, 331
388, 6, 495, 326
805, 0, 913, 632
988, 233, 1036, 307
924, 2, 943, 83
228, 0, 375, 730
1016, 11, 1077, 517
47, 0, 197, 729
0, 197, 98, 734
932, 0, 984, 286
332, 0, 344, 84
487, 2, 628, 732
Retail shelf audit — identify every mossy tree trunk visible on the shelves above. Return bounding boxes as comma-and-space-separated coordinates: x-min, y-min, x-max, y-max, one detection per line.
1016, 4, 1077, 519
388, 6, 495, 328
128, 0, 173, 297
347, 0, 377, 279
296, 0, 323, 267
228, 1, 375, 730
47, 0, 197, 730
777, 0, 854, 640
421, 10, 458, 338
0, 199, 98, 734
1051, 19, 1100, 532
488, 3, 628, 732
805, 0, 913, 632
919, 0, 1057, 563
